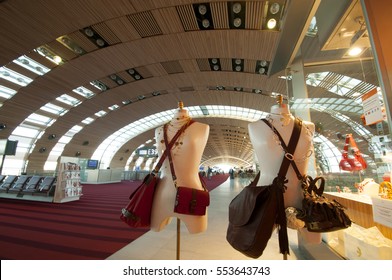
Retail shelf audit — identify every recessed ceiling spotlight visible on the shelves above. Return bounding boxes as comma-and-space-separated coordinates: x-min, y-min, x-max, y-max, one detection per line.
267, 18, 277, 29
211, 58, 218, 64
235, 65, 242, 71
235, 59, 242, 65
259, 60, 268, 67
233, 2, 242, 13
128, 69, 135, 75
96, 38, 105, 47
198, 4, 207, 15
53, 56, 62, 64
213, 65, 220, 71
202, 19, 210, 28
259, 68, 266, 74
134, 74, 141, 80
84, 28, 94, 37
269, 3, 280, 14
233, 18, 242, 28
74, 47, 84, 54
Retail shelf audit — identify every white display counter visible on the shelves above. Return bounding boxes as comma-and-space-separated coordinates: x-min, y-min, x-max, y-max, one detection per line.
81, 169, 122, 184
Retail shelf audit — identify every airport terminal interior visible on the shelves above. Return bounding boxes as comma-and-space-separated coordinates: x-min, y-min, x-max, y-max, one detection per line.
1, 0, 392, 260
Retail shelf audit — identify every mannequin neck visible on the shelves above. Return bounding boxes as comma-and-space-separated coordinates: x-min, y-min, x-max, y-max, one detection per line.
270, 104, 291, 116
169, 109, 191, 128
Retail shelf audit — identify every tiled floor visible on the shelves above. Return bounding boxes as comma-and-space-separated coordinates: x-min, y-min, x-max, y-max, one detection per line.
108, 177, 315, 260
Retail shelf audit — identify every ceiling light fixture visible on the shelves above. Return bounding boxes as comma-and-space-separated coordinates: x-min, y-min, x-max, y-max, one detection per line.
255, 60, 269, 75
267, 18, 277, 29
233, 2, 242, 13
193, 3, 214, 30
269, 3, 280, 14
198, 4, 207, 15
348, 47, 363, 56
232, 58, 244, 72
263, 2, 284, 31
228, 1, 245, 29
208, 58, 221, 71
233, 18, 242, 28
202, 19, 210, 28
127, 68, 144, 80
81, 27, 108, 48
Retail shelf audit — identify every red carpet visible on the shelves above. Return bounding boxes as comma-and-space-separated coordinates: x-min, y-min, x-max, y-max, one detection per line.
0, 174, 228, 260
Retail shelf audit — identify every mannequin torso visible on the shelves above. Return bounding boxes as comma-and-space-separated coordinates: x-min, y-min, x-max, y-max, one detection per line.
150, 108, 210, 234
248, 104, 315, 209
249, 103, 321, 243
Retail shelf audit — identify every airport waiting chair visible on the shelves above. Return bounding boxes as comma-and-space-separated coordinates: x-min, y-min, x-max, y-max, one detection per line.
7, 175, 31, 194
0, 175, 18, 193
21, 175, 43, 195
32, 176, 56, 196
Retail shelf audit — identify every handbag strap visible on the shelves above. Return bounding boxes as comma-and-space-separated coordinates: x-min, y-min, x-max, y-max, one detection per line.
152, 120, 194, 174
261, 117, 302, 257
261, 118, 303, 180
163, 121, 207, 191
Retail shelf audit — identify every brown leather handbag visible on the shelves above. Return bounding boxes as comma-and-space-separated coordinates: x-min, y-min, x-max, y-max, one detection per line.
226, 118, 303, 258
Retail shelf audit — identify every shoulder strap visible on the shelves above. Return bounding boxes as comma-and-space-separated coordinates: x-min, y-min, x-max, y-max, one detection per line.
261, 118, 303, 180
152, 120, 194, 174
261, 117, 302, 257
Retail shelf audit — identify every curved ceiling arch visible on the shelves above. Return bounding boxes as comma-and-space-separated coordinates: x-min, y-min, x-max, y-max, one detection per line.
0, 0, 384, 177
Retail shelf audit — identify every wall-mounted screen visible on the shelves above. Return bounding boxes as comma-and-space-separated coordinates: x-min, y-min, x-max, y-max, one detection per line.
86, 159, 99, 169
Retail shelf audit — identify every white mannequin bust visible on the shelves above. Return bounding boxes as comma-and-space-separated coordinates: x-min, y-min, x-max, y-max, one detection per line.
248, 97, 320, 243
150, 102, 210, 234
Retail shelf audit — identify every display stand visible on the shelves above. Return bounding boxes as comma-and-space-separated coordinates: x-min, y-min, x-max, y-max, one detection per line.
177, 218, 181, 260
53, 161, 83, 203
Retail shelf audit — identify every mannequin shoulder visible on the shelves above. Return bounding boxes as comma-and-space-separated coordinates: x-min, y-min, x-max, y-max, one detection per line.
155, 125, 164, 135
301, 120, 315, 133
248, 119, 270, 133
189, 121, 210, 134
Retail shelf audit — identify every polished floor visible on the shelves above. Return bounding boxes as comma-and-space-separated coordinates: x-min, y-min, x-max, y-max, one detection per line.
108, 176, 315, 260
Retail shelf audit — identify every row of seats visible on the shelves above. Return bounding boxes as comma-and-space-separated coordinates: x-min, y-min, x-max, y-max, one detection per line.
0, 175, 56, 196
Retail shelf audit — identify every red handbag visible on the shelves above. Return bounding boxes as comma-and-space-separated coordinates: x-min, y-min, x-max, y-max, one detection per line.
174, 184, 210, 216
339, 134, 367, 171
163, 122, 210, 216
120, 120, 194, 228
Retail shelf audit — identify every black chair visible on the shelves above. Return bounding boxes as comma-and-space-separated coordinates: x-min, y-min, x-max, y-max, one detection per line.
7, 175, 31, 194
0, 175, 6, 184
21, 175, 43, 195
0, 175, 18, 193
32, 176, 56, 196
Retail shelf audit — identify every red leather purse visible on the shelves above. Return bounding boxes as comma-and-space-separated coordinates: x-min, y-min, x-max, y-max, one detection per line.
339, 134, 367, 171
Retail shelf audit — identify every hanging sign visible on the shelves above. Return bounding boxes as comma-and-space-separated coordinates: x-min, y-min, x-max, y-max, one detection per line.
362, 88, 384, 125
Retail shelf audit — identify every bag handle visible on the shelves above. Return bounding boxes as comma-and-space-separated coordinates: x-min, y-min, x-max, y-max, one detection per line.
152, 120, 194, 174
302, 175, 325, 196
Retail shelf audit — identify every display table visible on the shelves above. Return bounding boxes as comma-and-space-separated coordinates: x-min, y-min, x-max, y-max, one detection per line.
324, 192, 392, 239
322, 192, 392, 259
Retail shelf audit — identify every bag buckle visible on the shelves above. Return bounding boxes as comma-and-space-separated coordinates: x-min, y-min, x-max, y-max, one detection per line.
285, 152, 294, 161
